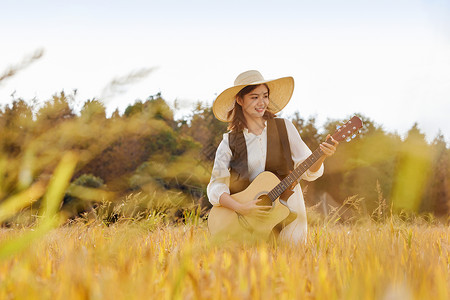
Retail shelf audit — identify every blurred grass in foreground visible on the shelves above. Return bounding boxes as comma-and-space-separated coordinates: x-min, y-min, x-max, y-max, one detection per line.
0, 216, 447, 300
0, 152, 77, 259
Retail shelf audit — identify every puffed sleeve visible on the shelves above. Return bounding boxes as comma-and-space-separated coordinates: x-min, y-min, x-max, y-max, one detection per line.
206, 133, 232, 206
284, 118, 324, 181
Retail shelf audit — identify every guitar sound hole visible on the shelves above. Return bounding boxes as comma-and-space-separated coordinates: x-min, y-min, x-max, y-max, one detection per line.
257, 195, 273, 211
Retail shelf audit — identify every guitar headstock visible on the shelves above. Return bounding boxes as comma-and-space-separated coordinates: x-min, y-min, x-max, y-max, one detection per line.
331, 116, 363, 143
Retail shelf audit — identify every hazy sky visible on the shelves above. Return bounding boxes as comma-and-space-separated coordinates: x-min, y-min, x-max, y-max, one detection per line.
1, 0, 449, 142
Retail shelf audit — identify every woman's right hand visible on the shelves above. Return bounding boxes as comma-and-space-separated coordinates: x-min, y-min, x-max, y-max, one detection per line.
220, 193, 272, 217
236, 199, 273, 217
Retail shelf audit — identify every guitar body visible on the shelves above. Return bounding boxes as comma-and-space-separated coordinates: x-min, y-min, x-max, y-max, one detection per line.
208, 171, 290, 241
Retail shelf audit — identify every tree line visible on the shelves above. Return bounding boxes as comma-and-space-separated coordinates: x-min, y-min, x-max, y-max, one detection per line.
0, 92, 448, 222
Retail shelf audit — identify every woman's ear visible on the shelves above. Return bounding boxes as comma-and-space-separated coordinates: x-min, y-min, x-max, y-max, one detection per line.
236, 96, 243, 106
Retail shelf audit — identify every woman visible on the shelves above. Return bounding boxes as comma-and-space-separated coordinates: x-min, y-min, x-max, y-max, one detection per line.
207, 70, 338, 244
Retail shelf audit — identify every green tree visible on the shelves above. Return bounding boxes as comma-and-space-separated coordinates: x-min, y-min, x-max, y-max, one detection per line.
0, 99, 34, 156
80, 99, 106, 122
181, 102, 227, 161
35, 91, 75, 131
421, 132, 449, 215
290, 112, 320, 150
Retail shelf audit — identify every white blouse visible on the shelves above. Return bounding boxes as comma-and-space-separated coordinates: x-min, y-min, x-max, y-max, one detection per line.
206, 118, 324, 244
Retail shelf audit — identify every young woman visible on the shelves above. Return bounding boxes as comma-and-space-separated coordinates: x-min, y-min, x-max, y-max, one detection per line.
207, 70, 338, 244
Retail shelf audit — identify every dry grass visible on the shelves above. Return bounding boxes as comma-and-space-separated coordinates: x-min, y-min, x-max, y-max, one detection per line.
1, 51, 448, 299
0, 218, 448, 300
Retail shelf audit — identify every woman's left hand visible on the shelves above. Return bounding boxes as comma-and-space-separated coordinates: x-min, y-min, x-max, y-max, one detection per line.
319, 134, 339, 157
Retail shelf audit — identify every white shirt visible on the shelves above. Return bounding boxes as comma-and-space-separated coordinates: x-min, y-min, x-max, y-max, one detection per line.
206, 118, 324, 244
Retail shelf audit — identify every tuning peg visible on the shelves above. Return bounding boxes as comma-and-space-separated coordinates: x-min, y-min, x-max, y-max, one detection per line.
352, 134, 356, 139
336, 125, 341, 129
346, 137, 352, 142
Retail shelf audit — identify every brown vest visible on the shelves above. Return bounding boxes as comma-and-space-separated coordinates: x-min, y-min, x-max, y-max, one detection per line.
228, 118, 294, 194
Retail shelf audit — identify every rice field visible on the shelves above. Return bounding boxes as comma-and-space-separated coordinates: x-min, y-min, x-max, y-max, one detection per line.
0, 217, 448, 300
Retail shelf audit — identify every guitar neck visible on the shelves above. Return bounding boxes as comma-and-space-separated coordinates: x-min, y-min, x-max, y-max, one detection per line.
267, 139, 330, 201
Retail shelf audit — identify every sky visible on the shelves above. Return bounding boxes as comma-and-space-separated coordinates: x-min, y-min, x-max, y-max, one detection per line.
1, 0, 449, 143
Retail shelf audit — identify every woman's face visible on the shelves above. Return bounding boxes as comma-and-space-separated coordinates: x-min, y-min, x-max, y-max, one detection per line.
237, 84, 269, 121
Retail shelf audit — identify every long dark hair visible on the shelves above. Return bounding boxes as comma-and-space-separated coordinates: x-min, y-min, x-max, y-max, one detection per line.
227, 84, 275, 132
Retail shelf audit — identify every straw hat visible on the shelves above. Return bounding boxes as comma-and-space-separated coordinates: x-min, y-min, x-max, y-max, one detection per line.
212, 70, 294, 122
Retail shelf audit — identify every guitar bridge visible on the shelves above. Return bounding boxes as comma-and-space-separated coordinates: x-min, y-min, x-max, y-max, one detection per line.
236, 213, 254, 233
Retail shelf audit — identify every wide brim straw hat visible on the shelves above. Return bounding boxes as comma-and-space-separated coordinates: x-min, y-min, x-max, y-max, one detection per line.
212, 70, 294, 122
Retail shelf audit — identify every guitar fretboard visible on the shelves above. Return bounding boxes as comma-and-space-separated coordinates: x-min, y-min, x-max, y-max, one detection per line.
267, 145, 326, 201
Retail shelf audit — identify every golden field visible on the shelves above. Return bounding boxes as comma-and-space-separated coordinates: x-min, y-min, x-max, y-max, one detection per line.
1, 52, 449, 300
0, 217, 448, 300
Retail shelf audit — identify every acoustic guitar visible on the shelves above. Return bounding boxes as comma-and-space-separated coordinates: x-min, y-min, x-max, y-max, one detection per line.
207, 116, 363, 241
